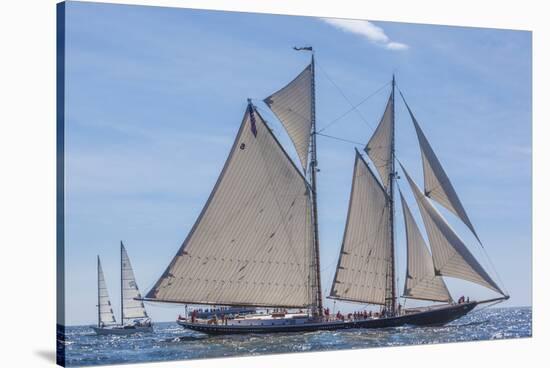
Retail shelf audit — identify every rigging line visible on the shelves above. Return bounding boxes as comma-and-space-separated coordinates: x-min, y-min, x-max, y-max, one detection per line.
473, 298, 505, 314
315, 61, 391, 133
316, 132, 366, 146
479, 245, 509, 295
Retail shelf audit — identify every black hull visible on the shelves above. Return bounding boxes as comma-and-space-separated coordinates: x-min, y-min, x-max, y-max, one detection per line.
177, 302, 477, 335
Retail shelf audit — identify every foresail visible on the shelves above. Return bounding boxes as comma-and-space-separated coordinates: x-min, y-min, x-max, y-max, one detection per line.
145, 105, 314, 308
97, 257, 117, 326
329, 151, 391, 305
365, 91, 393, 189
121, 243, 148, 321
401, 165, 503, 294
400, 191, 452, 303
401, 95, 480, 243
264, 63, 312, 171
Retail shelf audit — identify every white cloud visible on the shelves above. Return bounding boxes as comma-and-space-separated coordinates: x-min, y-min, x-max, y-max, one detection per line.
322, 18, 409, 51
386, 41, 409, 51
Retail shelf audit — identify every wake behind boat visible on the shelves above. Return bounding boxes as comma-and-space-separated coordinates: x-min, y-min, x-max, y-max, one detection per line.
93, 243, 153, 335
141, 47, 508, 334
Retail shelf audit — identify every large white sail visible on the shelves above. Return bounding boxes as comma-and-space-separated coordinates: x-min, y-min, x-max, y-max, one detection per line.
97, 257, 117, 326
145, 105, 315, 308
264, 63, 312, 171
401, 165, 503, 294
401, 95, 480, 243
365, 91, 393, 189
329, 151, 392, 305
400, 191, 452, 302
121, 243, 148, 322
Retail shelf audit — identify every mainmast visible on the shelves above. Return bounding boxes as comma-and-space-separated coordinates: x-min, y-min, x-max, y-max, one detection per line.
386, 75, 397, 316
309, 52, 324, 318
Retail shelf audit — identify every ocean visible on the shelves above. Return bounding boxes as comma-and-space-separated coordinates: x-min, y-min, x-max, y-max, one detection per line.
60, 307, 531, 367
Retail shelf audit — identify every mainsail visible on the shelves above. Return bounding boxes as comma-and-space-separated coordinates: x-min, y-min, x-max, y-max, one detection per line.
329, 150, 392, 305
400, 191, 452, 302
121, 242, 148, 322
400, 165, 503, 294
365, 90, 394, 189
97, 257, 117, 326
400, 93, 480, 243
264, 63, 313, 171
145, 105, 315, 308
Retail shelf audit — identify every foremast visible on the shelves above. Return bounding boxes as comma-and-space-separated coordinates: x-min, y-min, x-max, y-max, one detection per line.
385, 75, 397, 316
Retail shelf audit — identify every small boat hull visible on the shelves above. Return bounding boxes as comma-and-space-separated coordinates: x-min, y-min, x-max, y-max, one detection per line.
177, 302, 477, 335
91, 325, 153, 335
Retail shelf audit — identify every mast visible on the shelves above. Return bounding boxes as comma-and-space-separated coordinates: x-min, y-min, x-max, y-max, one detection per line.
120, 241, 124, 325
386, 75, 397, 316
310, 52, 323, 318
97, 256, 101, 328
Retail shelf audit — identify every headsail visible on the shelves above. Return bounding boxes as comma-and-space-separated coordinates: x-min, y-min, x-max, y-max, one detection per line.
400, 191, 452, 302
400, 165, 503, 294
400, 93, 480, 243
97, 257, 117, 326
329, 150, 392, 305
145, 104, 315, 308
121, 242, 148, 322
365, 90, 394, 189
264, 63, 313, 171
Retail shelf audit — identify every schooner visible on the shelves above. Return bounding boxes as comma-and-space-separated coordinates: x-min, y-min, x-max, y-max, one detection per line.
142, 48, 508, 334
92, 242, 153, 335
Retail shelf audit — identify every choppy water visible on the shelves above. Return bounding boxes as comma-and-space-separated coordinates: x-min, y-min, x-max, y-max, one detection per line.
60, 307, 531, 367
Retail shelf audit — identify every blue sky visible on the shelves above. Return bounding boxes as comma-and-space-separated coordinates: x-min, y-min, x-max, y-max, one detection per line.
63, 1, 532, 325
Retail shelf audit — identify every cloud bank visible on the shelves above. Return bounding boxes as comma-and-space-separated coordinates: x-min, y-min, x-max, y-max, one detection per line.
322, 18, 409, 51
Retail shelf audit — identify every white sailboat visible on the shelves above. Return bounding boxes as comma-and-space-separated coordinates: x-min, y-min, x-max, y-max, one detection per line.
140, 48, 508, 334
92, 243, 152, 335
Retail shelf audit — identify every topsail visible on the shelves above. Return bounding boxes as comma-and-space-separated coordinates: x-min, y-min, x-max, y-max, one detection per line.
401, 93, 480, 243
145, 105, 315, 308
401, 164, 503, 294
97, 257, 117, 326
121, 242, 148, 322
264, 64, 313, 171
365, 90, 394, 189
329, 150, 392, 305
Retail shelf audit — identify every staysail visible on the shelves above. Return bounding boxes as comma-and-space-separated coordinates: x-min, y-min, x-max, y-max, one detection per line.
400, 93, 480, 243
400, 165, 503, 294
97, 257, 117, 326
400, 191, 452, 302
365, 90, 394, 189
121, 242, 148, 322
329, 150, 392, 305
145, 104, 315, 308
264, 63, 313, 171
